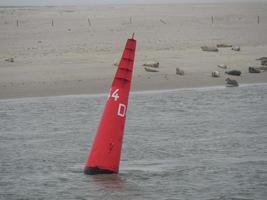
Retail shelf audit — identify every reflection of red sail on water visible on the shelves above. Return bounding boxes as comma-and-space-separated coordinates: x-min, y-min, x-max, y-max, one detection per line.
84, 34, 136, 175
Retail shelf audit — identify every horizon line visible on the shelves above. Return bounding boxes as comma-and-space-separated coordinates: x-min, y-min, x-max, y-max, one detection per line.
0, 0, 266, 7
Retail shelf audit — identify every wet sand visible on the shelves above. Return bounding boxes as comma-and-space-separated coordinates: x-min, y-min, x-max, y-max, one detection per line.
0, 3, 267, 99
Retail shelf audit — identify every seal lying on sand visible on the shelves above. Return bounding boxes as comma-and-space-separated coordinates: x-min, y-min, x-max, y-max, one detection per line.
201, 46, 218, 52
143, 62, 159, 68
217, 43, 232, 48
176, 67, 184, 75
225, 70, 241, 76
217, 64, 227, 69
225, 78, 239, 87
232, 46, 240, 51
256, 57, 267, 66
211, 71, 220, 77
249, 67, 261, 73
144, 67, 159, 72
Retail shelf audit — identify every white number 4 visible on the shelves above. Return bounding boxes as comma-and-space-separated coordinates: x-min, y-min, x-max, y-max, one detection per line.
109, 89, 120, 101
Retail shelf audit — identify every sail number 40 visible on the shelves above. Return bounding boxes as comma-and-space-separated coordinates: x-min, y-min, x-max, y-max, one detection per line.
109, 89, 127, 117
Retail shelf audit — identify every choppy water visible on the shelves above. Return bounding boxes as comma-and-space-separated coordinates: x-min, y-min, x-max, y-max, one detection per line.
0, 84, 267, 200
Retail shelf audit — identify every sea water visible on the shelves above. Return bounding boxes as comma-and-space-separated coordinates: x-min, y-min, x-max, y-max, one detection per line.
0, 84, 267, 200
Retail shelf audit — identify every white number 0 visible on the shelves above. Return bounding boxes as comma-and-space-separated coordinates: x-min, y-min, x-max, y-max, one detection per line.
118, 103, 127, 117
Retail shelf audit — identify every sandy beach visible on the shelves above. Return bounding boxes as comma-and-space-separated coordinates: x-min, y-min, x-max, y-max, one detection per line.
0, 2, 267, 99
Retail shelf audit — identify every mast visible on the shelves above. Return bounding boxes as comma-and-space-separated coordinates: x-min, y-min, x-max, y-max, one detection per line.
84, 34, 136, 175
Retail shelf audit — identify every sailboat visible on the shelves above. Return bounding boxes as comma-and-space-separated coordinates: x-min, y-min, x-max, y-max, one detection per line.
84, 34, 136, 175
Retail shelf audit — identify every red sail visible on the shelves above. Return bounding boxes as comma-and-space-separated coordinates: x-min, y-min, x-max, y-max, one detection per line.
84, 34, 136, 175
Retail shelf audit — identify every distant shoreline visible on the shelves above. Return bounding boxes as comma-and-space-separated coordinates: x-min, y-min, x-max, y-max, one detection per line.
1, 78, 267, 100
1, 4, 267, 100
1, 1, 267, 7
1, 82, 267, 101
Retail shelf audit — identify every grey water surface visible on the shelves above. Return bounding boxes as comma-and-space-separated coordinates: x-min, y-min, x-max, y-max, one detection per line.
0, 84, 267, 200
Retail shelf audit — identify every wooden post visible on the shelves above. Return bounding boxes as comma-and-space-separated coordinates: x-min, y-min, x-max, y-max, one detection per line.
258, 16, 260, 24
211, 16, 214, 24
88, 18, 91, 26
160, 19, 167, 24
51, 19, 54, 26
16, 19, 19, 27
